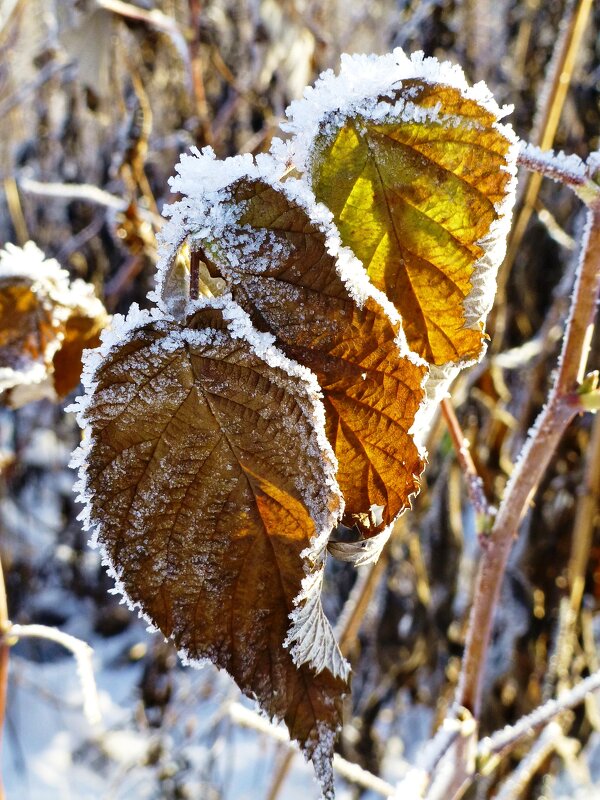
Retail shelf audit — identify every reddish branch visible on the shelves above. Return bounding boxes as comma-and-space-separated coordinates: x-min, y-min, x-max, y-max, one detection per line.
457, 200, 600, 718
441, 398, 494, 520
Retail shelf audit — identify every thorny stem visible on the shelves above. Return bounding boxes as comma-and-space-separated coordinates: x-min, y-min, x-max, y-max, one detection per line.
457, 201, 600, 719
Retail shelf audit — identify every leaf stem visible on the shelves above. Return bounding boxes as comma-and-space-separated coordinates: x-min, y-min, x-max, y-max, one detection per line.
189, 250, 201, 301
457, 201, 600, 718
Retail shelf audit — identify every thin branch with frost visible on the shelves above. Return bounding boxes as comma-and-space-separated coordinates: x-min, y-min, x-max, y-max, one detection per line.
492, 722, 569, 800
229, 702, 399, 797
478, 668, 600, 759
517, 143, 600, 202
95, 0, 191, 74
420, 198, 600, 798
18, 178, 163, 228
7, 624, 101, 725
518, 143, 587, 185
440, 398, 495, 522
457, 200, 600, 721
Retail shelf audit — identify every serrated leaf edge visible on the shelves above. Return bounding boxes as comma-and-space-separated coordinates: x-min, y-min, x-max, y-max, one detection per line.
68, 295, 350, 682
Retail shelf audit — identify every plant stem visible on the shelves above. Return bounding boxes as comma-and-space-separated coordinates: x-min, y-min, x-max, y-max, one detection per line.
457, 201, 600, 718
441, 398, 494, 519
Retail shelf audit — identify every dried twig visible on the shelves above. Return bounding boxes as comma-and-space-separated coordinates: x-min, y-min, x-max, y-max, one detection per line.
493, 0, 594, 348
6, 624, 101, 726
18, 178, 163, 229
95, 0, 190, 76
441, 397, 495, 522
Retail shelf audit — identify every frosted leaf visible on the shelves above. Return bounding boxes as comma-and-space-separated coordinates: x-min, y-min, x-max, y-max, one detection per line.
0, 241, 109, 407
156, 153, 431, 548
70, 301, 348, 796
278, 48, 518, 372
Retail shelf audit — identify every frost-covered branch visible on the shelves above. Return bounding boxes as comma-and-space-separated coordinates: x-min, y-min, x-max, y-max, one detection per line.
457, 199, 600, 720
517, 143, 600, 204
229, 702, 399, 797
491, 722, 568, 800
6, 624, 101, 725
441, 398, 495, 523
478, 668, 600, 759
19, 178, 163, 228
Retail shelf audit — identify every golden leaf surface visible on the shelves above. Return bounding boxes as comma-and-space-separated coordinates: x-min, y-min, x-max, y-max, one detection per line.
192, 177, 428, 537
76, 306, 347, 796
308, 80, 515, 366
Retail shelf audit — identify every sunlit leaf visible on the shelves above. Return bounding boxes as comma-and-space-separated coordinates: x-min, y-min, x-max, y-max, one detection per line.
72, 302, 348, 795
160, 162, 428, 540
283, 51, 517, 367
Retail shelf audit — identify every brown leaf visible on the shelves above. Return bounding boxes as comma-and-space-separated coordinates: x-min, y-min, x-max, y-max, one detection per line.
0, 278, 62, 382
0, 244, 109, 405
52, 282, 109, 398
169, 176, 428, 539
73, 304, 347, 795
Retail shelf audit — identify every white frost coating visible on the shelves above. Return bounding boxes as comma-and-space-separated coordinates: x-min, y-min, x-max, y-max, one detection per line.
278, 48, 514, 174
0, 241, 105, 321
70, 295, 349, 682
519, 141, 588, 183
0, 240, 69, 287
194, 295, 350, 681
461, 125, 518, 337
68, 303, 174, 639
0, 241, 72, 398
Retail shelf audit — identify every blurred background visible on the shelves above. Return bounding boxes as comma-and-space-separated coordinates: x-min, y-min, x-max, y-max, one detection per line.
0, 0, 599, 798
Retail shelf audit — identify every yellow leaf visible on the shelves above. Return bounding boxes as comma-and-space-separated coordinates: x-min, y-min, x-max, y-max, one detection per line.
288, 56, 517, 367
